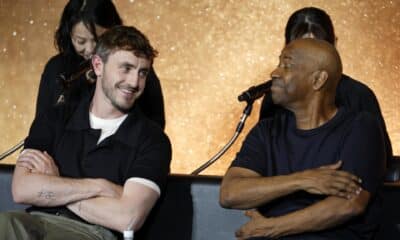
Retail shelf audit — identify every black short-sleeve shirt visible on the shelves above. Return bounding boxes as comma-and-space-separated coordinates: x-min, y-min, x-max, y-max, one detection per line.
232, 108, 386, 239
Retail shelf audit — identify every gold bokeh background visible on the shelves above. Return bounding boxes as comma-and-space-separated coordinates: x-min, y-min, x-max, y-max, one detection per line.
0, 0, 399, 175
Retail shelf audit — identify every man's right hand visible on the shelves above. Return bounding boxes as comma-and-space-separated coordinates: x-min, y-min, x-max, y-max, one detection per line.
296, 161, 362, 199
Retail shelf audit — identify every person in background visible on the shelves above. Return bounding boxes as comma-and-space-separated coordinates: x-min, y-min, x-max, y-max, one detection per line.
259, 7, 392, 166
0, 25, 171, 240
36, 0, 166, 129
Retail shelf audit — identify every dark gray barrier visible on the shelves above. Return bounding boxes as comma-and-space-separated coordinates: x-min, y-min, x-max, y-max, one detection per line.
1, 165, 399, 240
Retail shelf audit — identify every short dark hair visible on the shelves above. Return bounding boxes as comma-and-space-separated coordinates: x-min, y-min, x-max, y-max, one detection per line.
55, 0, 122, 56
95, 26, 158, 63
285, 7, 335, 45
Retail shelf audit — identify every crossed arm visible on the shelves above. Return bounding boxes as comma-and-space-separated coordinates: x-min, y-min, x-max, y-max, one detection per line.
220, 164, 369, 239
12, 149, 159, 232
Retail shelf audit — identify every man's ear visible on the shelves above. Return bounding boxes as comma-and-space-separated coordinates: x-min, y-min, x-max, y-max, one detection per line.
312, 70, 328, 91
92, 55, 104, 77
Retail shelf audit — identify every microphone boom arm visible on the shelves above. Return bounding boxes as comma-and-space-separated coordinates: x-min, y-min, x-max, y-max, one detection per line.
0, 140, 24, 161
191, 103, 253, 175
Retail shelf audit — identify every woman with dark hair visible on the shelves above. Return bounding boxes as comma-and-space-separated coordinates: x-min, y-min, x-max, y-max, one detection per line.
36, 0, 166, 129
284, 7, 335, 45
259, 7, 392, 164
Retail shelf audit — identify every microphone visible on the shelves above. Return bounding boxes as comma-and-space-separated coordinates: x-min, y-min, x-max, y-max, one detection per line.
237, 80, 272, 102
59, 59, 95, 88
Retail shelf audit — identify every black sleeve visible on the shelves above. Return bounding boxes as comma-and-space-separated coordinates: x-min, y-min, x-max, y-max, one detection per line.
125, 125, 172, 192
35, 57, 64, 117
336, 75, 393, 166
357, 87, 393, 166
230, 122, 268, 176
24, 111, 57, 157
340, 113, 386, 195
136, 67, 166, 129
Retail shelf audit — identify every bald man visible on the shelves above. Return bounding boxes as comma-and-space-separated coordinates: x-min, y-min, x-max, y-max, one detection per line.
220, 39, 385, 240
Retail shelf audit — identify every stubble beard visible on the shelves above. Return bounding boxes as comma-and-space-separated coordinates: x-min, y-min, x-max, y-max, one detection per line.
102, 79, 136, 113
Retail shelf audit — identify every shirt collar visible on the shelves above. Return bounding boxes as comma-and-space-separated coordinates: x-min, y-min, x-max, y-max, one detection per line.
66, 93, 145, 147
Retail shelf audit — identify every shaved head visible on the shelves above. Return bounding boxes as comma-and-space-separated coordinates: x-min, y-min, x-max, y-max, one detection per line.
270, 38, 343, 109
286, 38, 342, 90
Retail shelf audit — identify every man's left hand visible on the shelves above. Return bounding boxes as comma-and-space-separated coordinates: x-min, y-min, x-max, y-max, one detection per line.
236, 210, 283, 240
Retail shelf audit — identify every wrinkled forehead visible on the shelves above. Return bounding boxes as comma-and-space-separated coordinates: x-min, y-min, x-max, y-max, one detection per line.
280, 43, 310, 63
285, 39, 327, 63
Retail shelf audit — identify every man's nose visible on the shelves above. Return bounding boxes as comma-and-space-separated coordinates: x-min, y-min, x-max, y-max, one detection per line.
126, 71, 140, 87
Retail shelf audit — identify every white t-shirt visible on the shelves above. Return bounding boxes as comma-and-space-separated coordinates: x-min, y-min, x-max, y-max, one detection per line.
89, 112, 127, 144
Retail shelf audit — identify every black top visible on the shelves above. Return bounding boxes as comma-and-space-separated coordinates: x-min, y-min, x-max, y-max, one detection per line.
259, 74, 393, 166
36, 53, 166, 129
25, 92, 172, 235
232, 109, 386, 239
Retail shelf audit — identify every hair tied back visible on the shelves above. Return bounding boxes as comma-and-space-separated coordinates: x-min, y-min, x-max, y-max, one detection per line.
80, 0, 87, 12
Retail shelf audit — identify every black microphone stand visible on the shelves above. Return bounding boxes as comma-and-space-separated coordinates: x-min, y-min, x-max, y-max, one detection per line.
0, 140, 24, 161
191, 101, 254, 175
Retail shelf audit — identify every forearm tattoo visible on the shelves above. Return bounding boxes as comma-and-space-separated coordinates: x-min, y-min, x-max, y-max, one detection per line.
37, 191, 56, 200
